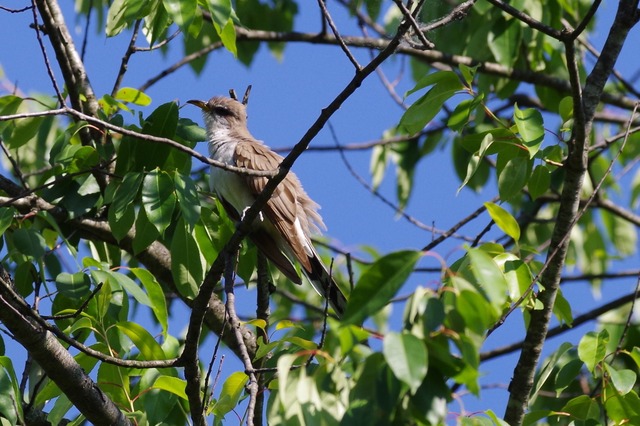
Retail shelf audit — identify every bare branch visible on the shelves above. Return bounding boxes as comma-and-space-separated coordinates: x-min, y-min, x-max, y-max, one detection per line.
317, 0, 362, 69
111, 20, 142, 97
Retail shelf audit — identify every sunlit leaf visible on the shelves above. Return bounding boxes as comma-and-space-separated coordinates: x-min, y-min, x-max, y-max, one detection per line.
605, 364, 636, 395
114, 87, 152, 106
212, 372, 249, 416
131, 268, 169, 337
514, 105, 544, 158
578, 330, 609, 374
153, 375, 187, 400
115, 321, 166, 360
467, 248, 509, 308
400, 71, 463, 134
342, 250, 422, 325
484, 202, 520, 241
162, 0, 196, 32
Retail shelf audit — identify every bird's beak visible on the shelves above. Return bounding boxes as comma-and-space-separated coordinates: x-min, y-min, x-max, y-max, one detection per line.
186, 99, 207, 110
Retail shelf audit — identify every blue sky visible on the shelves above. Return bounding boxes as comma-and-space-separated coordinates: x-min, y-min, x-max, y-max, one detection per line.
1, 0, 640, 421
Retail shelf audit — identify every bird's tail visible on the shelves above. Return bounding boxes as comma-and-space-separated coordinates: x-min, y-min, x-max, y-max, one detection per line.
306, 254, 348, 318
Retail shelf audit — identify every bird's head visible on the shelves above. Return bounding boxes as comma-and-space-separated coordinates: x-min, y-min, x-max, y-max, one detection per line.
187, 96, 248, 134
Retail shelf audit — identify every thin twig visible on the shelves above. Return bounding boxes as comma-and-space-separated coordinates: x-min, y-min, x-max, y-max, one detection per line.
112, 20, 142, 97
0, 107, 278, 178
224, 253, 258, 426
392, 0, 434, 49
0, 137, 29, 188
41, 282, 103, 320
30, 0, 65, 106
483, 0, 563, 39
80, 0, 92, 61
317, 0, 362, 69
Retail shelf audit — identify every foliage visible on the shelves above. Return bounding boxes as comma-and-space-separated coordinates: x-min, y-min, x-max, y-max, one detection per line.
0, 0, 639, 425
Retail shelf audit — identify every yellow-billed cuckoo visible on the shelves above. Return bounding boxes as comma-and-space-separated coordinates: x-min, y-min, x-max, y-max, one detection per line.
188, 96, 347, 317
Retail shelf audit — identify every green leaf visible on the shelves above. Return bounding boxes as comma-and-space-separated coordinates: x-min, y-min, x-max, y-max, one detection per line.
107, 269, 151, 307
342, 250, 422, 325
447, 95, 483, 131
498, 156, 530, 201
213, 372, 249, 416
207, 0, 237, 56
488, 18, 522, 67
115, 321, 166, 360
605, 364, 637, 395
514, 105, 544, 157
456, 290, 494, 334
130, 268, 169, 337
604, 385, 640, 423
176, 117, 206, 143
561, 395, 600, 421
383, 332, 428, 394
171, 217, 203, 298
55, 272, 91, 299
532, 342, 573, 399
559, 96, 573, 122
370, 143, 388, 190
12, 228, 47, 260
133, 207, 161, 254
109, 202, 135, 242
467, 248, 508, 308
553, 288, 573, 326
528, 165, 550, 200
578, 330, 609, 374
484, 202, 520, 241
114, 87, 152, 106
602, 210, 637, 256
173, 171, 201, 230
111, 172, 143, 221
5, 116, 45, 149
0, 95, 23, 133
457, 133, 493, 194
0, 357, 20, 425
142, 169, 177, 236
162, 0, 196, 32
400, 72, 463, 134
144, 102, 179, 139
106, 0, 149, 36
0, 208, 15, 236
459, 64, 479, 86
152, 375, 187, 400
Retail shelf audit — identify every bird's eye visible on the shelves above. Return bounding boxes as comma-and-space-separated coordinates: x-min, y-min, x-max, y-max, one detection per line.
213, 106, 232, 117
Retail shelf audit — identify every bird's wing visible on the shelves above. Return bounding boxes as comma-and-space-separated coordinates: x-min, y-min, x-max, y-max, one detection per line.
234, 139, 313, 272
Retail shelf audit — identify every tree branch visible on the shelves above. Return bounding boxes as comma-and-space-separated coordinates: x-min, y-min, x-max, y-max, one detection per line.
0, 266, 132, 426
503, 2, 639, 423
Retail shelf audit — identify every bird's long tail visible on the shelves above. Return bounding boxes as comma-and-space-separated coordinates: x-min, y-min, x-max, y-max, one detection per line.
306, 254, 348, 318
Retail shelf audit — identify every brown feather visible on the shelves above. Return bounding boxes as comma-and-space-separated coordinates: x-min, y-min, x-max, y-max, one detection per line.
235, 139, 321, 273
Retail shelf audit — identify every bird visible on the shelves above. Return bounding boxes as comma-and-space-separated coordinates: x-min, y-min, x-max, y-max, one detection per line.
187, 96, 347, 317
